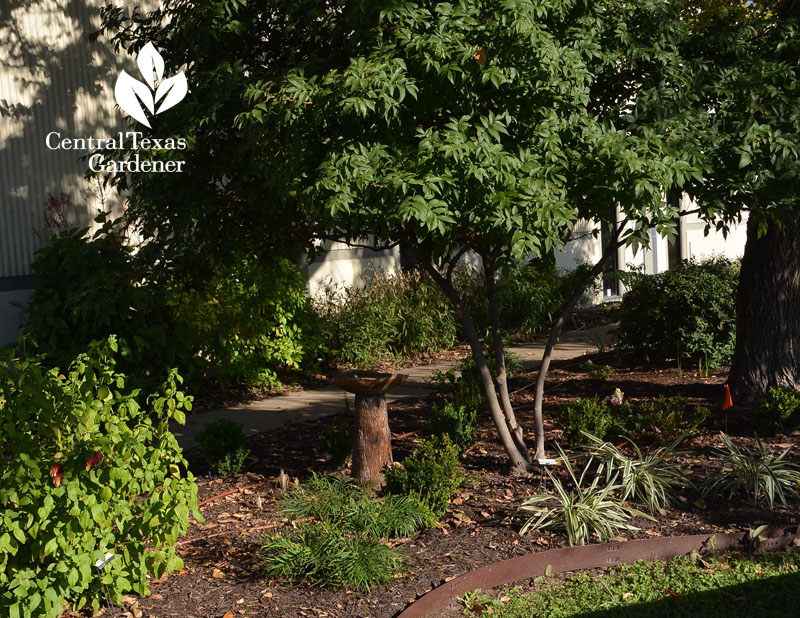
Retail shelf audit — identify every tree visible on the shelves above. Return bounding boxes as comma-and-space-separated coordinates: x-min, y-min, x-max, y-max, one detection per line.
728, 3, 800, 399
100, 0, 704, 472
678, 5, 800, 399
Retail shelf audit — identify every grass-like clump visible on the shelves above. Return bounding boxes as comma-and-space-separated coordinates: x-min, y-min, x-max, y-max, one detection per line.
261, 474, 428, 591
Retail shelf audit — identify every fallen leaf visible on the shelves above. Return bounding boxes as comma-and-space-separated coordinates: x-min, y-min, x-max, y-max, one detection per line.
211, 568, 225, 579
223, 612, 234, 618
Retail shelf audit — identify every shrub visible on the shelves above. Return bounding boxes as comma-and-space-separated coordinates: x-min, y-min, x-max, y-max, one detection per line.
455, 259, 595, 338
555, 396, 613, 447
430, 401, 478, 454
314, 268, 458, 368
631, 396, 709, 443
385, 435, 463, 522
261, 474, 427, 590
519, 445, 652, 546
320, 417, 353, 468
617, 257, 738, 367
0, 337, 199, 618
702, 433, 800, 510
171, 255, 315, 389
21, 219, 194, 386
23, 221, 316, 390
196, 419, 250, 475
582, 360, 615, 380
754, 387, 800, 434
584, 434, 691, 513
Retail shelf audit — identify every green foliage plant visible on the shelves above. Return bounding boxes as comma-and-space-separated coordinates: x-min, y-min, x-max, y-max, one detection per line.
21, 219, 194, 387
195, 419, 250, 476
702, 433, 800, 510
262, 521, 401, 591
754, 386, 800, 434
617, 258, 739, 368
261, 474, 427, 590
275, 473, 429, 538
555, 396, 613, 447
385, 435, 463, 523
582, 360, 615, 380
0, 337, 199, 618
454, 260, 595, 339
320, 417, 353, 469
634, 396, 709, 443
313, 268, 458, 368
172, 255, 315, 389
430, 401, 478, 454
23, 220, 315, 392
519, 445, 653, 546
583, 433, 691, 513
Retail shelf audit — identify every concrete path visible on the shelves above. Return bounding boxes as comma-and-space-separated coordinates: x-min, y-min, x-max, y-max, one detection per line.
171, 325, 616, 450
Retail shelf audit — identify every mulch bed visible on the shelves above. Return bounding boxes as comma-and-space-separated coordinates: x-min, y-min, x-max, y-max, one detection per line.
111, 353, 798, 618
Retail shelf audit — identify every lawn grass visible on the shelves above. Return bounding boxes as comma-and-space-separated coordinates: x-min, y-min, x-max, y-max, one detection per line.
461, 548, 800, 617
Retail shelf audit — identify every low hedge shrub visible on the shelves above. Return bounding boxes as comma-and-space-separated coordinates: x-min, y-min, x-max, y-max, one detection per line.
617, 258, 738, 367
754, 386, 800, 434
385, 435, 463, 522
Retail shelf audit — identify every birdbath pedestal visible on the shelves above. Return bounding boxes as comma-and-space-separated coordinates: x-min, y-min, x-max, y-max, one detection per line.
330, 370, 408, 487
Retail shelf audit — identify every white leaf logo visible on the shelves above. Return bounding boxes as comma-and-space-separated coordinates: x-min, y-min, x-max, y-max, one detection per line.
114, 42, 187, 127
137, 42, 165, 89
155, 73, 188, 114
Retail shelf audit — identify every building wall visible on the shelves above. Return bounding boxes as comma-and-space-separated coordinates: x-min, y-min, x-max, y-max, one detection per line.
0, 0, 145, 343
554, 199, 749, 304
305, 241, 402, 298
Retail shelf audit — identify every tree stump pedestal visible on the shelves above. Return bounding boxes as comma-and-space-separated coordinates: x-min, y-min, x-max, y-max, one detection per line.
330, 371, 408, 487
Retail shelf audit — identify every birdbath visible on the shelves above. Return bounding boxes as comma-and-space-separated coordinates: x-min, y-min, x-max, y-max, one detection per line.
330, 370, 408, 487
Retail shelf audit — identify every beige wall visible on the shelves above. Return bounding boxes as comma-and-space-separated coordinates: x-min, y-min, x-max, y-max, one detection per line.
0, 0, 144, 280
305, 240, 402, 298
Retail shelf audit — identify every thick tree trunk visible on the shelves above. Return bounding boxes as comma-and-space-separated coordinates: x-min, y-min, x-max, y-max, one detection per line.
729, 215, 800, 400
351, 394, 393, 486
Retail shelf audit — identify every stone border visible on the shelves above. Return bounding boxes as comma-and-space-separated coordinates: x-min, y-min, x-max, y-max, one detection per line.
396, 526, 800, 617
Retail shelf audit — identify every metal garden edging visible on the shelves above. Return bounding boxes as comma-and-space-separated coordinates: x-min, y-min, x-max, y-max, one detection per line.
396, 526, 800, 618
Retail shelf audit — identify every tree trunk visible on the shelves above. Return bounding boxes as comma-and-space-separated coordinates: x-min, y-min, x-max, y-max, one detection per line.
531, 224, 624, 458
422, 261, 532, 475
729, 215, 800, 400
351, 394, 393, 486
483, 254, 532, 464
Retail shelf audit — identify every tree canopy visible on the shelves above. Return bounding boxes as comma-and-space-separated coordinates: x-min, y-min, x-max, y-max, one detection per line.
97, 0, 800, 469
97, 0, 717, 472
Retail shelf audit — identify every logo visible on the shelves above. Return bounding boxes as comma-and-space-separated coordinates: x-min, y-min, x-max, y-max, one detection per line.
114, 42, 187, 128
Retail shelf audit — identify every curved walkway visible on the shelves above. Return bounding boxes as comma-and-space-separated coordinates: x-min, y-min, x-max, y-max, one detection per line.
171, 325, 616, 450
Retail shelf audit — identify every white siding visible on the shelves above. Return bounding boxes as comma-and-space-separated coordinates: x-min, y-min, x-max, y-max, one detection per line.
0, 0, 147, 279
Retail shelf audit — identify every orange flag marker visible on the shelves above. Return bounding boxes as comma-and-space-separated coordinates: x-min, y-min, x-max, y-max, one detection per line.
722, 384, 733, 410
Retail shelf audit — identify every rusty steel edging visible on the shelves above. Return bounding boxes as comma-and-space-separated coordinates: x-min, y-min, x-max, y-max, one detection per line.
396, 527, 800, 618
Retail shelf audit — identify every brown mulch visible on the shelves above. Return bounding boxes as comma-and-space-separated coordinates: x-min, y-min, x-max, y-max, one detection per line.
108, 353, 799, 618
